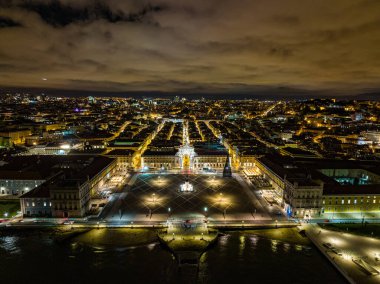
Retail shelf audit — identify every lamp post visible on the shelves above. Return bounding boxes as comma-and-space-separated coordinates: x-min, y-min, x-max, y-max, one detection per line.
275, 219, 278, 229
152, 193, 156, 203
204, 207, 208, 218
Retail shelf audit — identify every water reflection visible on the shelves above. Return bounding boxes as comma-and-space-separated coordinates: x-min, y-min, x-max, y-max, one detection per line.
238, 235, 245, 257
0, 230, 346, 284
205, 231, 346, 284
295, 244, 303, 251
249, 235, 258, 248
271, 239, 278, 253
0, 235, 20, 254
283, 242, 291, 253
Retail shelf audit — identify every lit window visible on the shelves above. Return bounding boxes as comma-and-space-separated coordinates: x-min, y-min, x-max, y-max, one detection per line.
32, 202, 35, 207
341, 199, 344, 204
44, 202, 47, 206
354, 199, 357, 204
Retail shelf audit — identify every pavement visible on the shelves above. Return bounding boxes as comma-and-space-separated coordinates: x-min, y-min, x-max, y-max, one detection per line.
95, 172, 284, 224
303, 223, 380, 284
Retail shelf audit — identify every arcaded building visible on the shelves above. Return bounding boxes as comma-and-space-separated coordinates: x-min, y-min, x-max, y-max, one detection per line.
254, 154, 380, 218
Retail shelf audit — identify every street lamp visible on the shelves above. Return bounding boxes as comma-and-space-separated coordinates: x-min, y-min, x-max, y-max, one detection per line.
152, 193, 156, 203
275, 219, 278, 228
204, 206, 208, 218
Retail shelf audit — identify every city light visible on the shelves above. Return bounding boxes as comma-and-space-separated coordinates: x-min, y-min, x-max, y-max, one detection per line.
2, 2, 380, 283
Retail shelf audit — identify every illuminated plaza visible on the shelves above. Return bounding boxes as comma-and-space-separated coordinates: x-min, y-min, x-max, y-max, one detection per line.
100, 173, 272, 223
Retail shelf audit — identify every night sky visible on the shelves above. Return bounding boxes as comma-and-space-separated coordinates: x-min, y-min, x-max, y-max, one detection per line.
1, 0, 380, 96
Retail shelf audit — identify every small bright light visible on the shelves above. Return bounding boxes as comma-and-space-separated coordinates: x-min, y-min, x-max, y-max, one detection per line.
60, 144, 70, 149
168, 207, 171, 212
204, 207, 208, 212
4, 212, 8, 217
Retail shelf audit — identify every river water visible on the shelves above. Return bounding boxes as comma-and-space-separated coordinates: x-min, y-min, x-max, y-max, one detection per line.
0, 230, 346, 284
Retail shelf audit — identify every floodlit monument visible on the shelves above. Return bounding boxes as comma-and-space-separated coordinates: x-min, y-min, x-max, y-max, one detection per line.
223, 154, 232, 177
180, 177, 194, 192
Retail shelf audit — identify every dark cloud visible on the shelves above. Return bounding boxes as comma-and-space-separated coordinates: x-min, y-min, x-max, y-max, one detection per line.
0, 15, 22, 28
272, 15, 300, 26
0, 0, 380, 95
2, 0, 164, 27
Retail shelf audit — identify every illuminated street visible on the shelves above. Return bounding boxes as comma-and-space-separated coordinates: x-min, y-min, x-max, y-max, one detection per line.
304, 224, 380, 283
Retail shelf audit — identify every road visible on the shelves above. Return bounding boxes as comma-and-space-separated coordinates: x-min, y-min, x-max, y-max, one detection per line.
304, 223, 380, 284
105, 120, 131, 142
234, 173, 289, 221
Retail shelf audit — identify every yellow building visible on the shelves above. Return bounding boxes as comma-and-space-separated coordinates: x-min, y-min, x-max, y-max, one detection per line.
0, 129, 31, 144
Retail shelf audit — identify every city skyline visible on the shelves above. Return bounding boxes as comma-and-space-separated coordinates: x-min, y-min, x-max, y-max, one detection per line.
1, 0, 380, 97
2, 2, 380, 283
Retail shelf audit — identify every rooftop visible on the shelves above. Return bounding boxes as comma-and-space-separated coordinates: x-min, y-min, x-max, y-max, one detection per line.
258, 154, 380, 195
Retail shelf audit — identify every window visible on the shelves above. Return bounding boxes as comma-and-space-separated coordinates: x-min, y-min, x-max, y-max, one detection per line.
32, 202, 35, 207
44, 202, 47, 207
